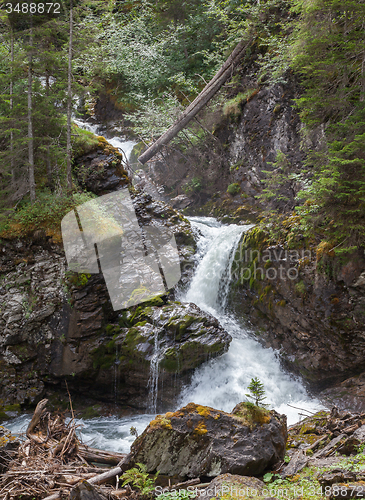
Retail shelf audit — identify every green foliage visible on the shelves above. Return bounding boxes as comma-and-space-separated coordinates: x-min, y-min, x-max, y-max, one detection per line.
288, 0, 365, 247
0, 191, 96, 241
257, 150, 291, 203
245, 377, 268, 408
120, 463, 158, 496
227, 183, 241, 195
71, 126, 100, 157
295, 280, 306, 296
263, 472, 282, 483
130, 426, 139, 438
183, 177, 202, 195
66, 271, 91, 288
223, 91, 252, 117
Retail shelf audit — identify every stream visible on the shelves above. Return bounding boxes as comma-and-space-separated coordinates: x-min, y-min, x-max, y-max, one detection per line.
6, 123, 324, 453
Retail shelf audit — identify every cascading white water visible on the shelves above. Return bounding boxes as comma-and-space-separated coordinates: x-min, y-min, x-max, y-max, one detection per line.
147, 330, 163, 413
177, 217, 323, 423
72, 118, 137, 165
5, 138, 324, 454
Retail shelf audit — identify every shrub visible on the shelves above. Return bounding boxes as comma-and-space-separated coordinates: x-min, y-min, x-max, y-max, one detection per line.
120, 463, 158, 496
245, 377, 268, 407
0, 191, 96, 242
227, 183, 241, 195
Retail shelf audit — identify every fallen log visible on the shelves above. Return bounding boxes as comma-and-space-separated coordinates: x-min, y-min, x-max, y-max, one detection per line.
79, 445, 126, 466
42, 460, 127, 500
88, 465, 123, 485
137, 36, 254, 165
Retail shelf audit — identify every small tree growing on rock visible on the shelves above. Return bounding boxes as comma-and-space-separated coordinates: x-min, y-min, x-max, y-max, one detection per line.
246, 377, 268, 408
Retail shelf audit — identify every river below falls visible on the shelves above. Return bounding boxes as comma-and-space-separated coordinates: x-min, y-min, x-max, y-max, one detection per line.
6, 124, 325, 453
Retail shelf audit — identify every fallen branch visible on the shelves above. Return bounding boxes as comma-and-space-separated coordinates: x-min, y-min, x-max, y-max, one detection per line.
78, 445, 127, 466
137, 36, 254, 165
26, 398, 49, 443
287, 404, 317, 415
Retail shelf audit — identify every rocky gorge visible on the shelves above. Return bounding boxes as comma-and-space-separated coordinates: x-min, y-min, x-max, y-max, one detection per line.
1, 68, 365, 418
128, 65, 365, 413
0, 137, 232, 416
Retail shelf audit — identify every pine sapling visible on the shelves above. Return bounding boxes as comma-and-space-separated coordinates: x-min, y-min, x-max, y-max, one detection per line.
245, 377, 268, 407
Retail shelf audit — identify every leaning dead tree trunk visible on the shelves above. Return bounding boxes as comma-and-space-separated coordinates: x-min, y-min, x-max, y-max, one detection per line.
138, 37, 253, 165
26, 398, 48, 443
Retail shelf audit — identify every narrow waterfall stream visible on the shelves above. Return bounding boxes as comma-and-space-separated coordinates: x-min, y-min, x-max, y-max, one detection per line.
6, 123, 324, 453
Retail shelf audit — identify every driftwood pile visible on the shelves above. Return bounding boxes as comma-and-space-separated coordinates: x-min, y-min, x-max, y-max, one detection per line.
0, 399, 127, 500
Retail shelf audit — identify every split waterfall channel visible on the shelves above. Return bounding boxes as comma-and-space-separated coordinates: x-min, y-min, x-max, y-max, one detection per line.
8, 124, 323, 453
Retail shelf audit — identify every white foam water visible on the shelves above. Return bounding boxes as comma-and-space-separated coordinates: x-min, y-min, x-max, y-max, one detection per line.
4, 217, 324, 452
176, 217, 324, 423
73, 118, 137, 163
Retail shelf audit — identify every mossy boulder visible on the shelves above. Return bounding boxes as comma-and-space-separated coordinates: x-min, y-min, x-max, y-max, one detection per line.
89, 302, 231, 409
122, 402, 287, 479
73, 138, 130, 195
0, 426, 19, 473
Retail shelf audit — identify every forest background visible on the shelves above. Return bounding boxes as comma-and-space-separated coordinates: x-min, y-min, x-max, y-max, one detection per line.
0, 0, 365, 254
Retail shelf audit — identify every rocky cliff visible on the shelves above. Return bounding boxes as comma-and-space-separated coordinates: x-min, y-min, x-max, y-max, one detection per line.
0, 142, 232, 415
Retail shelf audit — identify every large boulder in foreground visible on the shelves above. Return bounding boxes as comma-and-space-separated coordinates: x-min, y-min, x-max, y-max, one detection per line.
123, 402, 287, 479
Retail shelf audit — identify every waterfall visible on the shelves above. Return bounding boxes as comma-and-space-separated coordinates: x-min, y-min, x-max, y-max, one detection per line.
178, 217, 323, 422
147, 330, 161, 413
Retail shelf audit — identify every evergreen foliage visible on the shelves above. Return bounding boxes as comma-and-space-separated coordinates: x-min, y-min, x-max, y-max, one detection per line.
0, 0, 364, 252
289, 0, 365, 248
245, 377, 268, 408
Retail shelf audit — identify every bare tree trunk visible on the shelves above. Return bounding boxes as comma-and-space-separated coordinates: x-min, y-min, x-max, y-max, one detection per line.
28, 24, 36, 203
45, 71, 53, 189
66, 0, 73, 193
361, 52, 365, 102
138, 37, 253, 165
10, 29, 15, 187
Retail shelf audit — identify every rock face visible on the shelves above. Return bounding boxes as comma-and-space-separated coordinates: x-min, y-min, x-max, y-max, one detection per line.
123, 402, 287, 479
320, 373, 365, 413
73, 137, 129, 195
229, 232, 365, 390
62, 301, 231, 409
141, 71, 316, 217
0, 188, 230, 410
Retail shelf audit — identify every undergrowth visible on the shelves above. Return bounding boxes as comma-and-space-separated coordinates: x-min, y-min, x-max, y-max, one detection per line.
0, 191, 96, 243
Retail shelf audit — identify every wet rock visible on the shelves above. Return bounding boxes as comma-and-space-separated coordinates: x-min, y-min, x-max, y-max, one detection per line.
0, 187, 200, 408
205, 473, 268, 500
229, 234, 365, 389
122, 402, 287, 479
69, 481, 107, 500
65, 301, 231, 409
